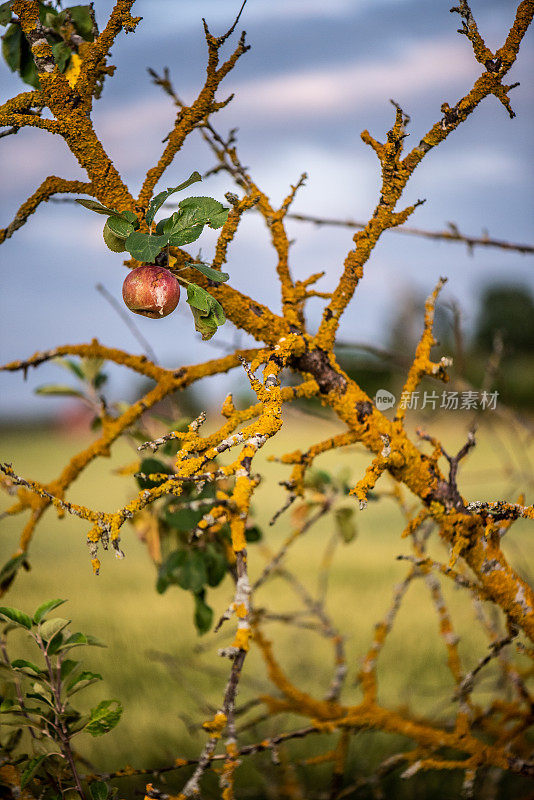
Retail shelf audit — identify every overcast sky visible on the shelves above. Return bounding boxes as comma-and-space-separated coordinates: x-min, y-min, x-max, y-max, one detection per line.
1, 0, 533, 419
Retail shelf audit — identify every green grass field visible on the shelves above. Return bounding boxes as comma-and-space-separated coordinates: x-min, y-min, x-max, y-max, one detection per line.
1, 409, 533, 797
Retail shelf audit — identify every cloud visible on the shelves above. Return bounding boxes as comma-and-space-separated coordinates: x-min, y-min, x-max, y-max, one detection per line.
229, 37, 478, 118
137, 0, 411, 35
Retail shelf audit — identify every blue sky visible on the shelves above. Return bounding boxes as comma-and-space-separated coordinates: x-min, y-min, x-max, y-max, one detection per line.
1, 0, 533, 418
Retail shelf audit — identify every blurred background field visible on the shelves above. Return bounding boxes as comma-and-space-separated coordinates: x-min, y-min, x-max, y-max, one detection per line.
1, 406, 533, 797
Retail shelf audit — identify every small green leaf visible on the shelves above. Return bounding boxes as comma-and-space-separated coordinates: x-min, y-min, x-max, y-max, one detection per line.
51, 40, 70, 72
19, 46, 40, 89
27, 689, 54, 709
177, 196, 229, 231
34, 599, 66, 624
40, 617, 70, 642
0, 606, 32, 629
204, 544, 227, 587
335, 506, 358, 544
86, 699, 122, 737
11, 659, 42, 675
106, 215, 135, 239
121, 209, 139, 226
136, 458, 171, 490
60, 659, 81, 680
194, 591, 213, 635
124, 231, 168, 262
21, 753, 53, 789
103, 221, 126, 252
34, 384, 86, 398
158, 549, 207, 593
187, 262, 229, 283
0, 553, 28, 594
66, 670, 102, 695
162, 503, 203, 532
0, 2, 13, 26
47, 632, 65, 655
145, 171, 202, 226
58, 632, 106, 650
38, 1, 58, 26
167, 224, 204, 247
245, 525, 262, 543
75, 198, 120, 216
66, 5, 95, 41
1, 23, 21, 71
53, 357, 85, 380
186, 283, 226, 340
90, 781, 110, 800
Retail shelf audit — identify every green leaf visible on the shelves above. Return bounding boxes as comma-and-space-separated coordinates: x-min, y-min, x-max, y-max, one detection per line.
1, 23, 22, 71
162, 503, 204, 532
60, 659, 81, 680
0, 2, 13, 26
21, 753, 53, 789
93, 372, 107, 389
121, 209, 139, 226
19, 45, 40, 89
334, 506, 358, 544
167, 224, 204, 247
86, 699, 122, 737
183, 551, 207, 593
34, 384, 86, 398
106, 215, 135, 239
51, 40, 70, 72
34, 599, 66, 624
0, 553, 28, 594
66, 670, 102, 695
75, 198, 121, 217
177, 196, 229, 231
145, 171, 202, 226
39, 617, 70, 642
204, 544, 227, 587
103, 221, 126, 252
194, 592, 213, 635
46, 631, 65, 655
11, 659, 42, 675
245, 525, 262, 543
158, 549, 207, 593
66, 5, 95, 41
38, 1, 58, 27
27, 689, 54, 709
53, 357, 85, 380
186, 283, 226, 340
124, 231, 168, 262
90, 781, 110, 800
187, 262, 229, 283
0, 606, 32, 629
58, 632, 106, 651
136, 458, 171, 490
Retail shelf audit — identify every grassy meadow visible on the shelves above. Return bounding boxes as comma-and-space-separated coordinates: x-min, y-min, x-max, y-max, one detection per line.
1, 407, 534, 798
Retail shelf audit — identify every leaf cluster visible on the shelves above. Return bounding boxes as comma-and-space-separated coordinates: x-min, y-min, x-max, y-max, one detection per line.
76, 173, 230, 339
133, 450, 263, 634
0, 600, 121, 797
0, 2, 94, 88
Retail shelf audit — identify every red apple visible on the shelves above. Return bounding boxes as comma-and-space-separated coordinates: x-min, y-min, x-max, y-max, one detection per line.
122, 265, 180, 318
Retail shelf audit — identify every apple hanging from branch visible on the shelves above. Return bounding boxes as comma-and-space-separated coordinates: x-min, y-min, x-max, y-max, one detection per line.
76, 172, 231, 338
